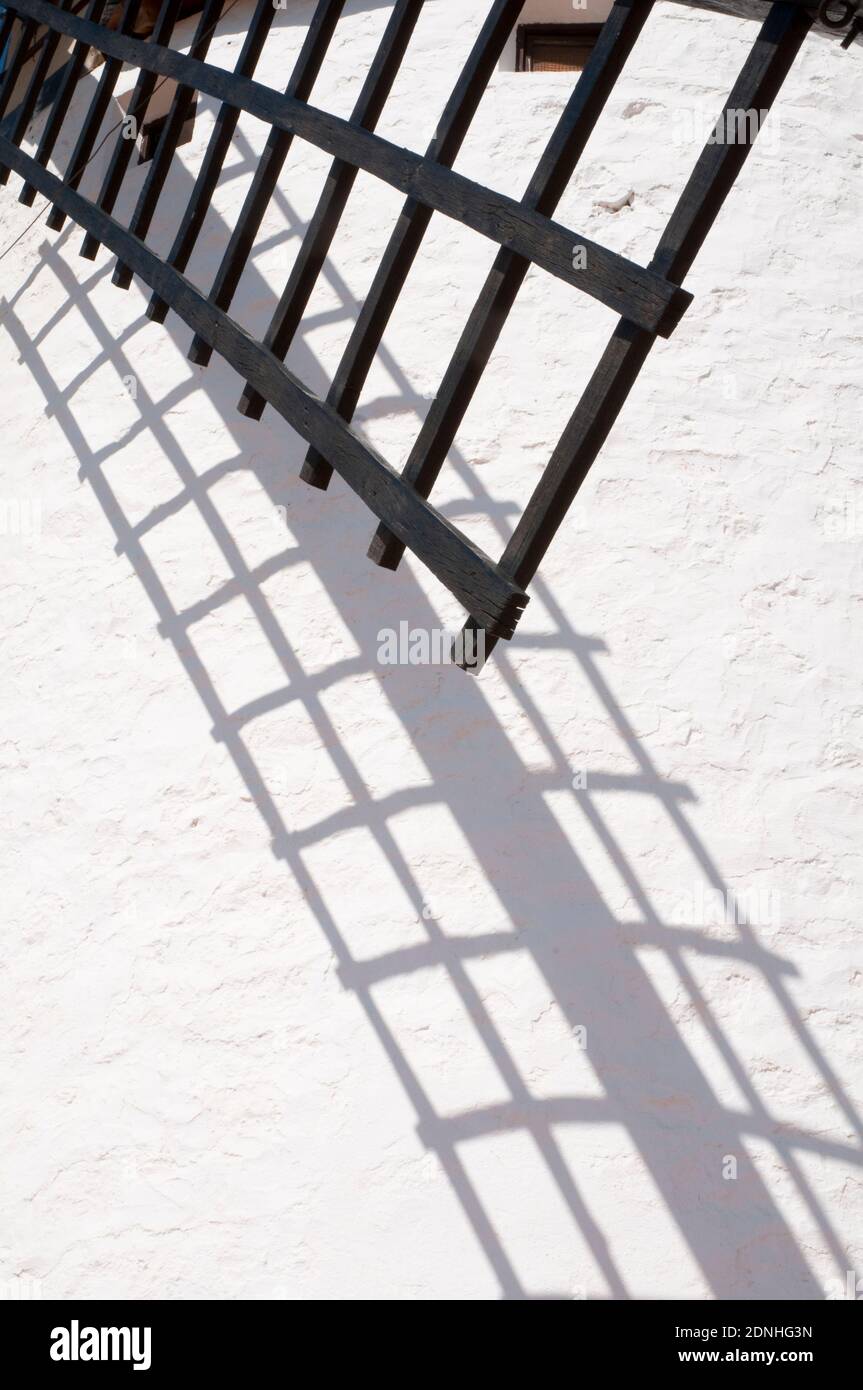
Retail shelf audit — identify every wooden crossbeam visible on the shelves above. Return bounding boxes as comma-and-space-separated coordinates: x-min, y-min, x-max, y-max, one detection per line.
236, 0, 427, 420
17, 0, 108, 209
366, 0, 655, 572
459, 0, 814, 666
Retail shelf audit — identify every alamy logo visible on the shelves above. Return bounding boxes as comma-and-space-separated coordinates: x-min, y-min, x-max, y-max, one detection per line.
824, 1270, 863, 1300
50, 1321, 151, 1371
671, 883, 781, 928
0, 497, 42, 541
377, 622, 485, 669
673, 107, 779, 150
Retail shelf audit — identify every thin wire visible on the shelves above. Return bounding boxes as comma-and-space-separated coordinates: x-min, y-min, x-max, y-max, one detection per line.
0, 0, 244, 266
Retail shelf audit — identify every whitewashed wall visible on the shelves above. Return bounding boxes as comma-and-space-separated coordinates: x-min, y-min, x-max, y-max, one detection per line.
1, 0, 861, 1301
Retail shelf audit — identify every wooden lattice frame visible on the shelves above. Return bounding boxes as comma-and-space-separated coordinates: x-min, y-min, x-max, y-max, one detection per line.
0, 0, 851, 665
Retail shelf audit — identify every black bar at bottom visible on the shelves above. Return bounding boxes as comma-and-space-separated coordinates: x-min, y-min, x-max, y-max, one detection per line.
1, 1299, 857, 1369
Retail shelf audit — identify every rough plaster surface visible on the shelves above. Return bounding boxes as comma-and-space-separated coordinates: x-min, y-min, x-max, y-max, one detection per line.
0, 0, 861, 1300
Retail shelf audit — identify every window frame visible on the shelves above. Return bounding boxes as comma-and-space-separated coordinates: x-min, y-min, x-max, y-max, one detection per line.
515, 23, 604, 74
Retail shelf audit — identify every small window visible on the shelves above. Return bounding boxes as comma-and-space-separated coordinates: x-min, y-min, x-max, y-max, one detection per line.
516, 24, 602, 73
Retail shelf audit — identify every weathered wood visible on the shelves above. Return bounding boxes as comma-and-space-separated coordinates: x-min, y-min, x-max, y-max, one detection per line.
0, 129, 529, 638
458, 0, 814, 667
368, 0, 655, 571
110, 0, 225, 285
13, 0, 688, 339
237, 0, 426, 419
144, 0, 277, 318
17, 0, 107, 209
45, 0, 143, 233
0, 0, 76, 186
79, 0, 184, 257
186, 0, 347, 366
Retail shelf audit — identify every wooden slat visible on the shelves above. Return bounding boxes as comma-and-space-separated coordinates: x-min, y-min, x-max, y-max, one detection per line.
367, 0, 654, 571
17, 0, 107, 209
144, 0, 277, 319
237, 0, 426, 420
44, 0, 143, 233
458, 0, 813, 666
0, 0, 76, 185
0, 128, 529, 638
186, 0, 347, 367
12, 0, 688, 339
78, 0, 184, 257
110, 0, 225, 283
